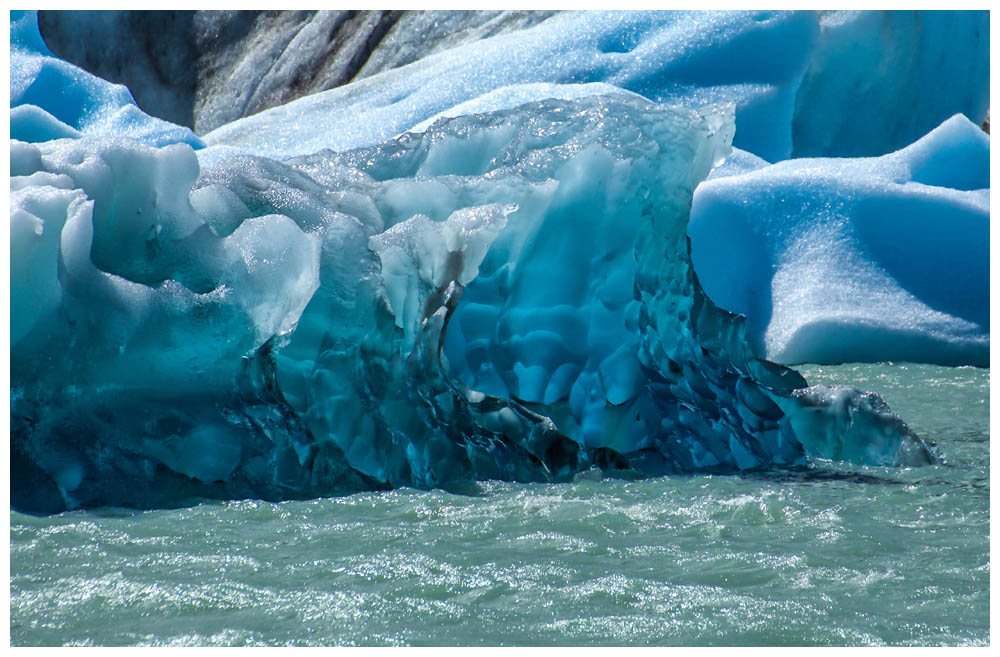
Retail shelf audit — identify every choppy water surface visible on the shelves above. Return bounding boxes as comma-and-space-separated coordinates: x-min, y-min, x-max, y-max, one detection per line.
10, 363, 989, 646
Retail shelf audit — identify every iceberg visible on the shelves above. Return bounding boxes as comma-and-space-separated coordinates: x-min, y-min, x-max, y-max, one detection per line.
10, 95, 939, 513
689, 114, 990, 366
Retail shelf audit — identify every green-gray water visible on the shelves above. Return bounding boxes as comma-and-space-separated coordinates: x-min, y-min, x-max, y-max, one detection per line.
10, 363, 989, 646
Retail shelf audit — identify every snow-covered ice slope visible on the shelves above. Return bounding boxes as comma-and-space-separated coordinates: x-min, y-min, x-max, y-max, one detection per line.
690, 115, 990, 366
10, 96, 938, 512
200, 10, 987, 165
9, 10, 204, 149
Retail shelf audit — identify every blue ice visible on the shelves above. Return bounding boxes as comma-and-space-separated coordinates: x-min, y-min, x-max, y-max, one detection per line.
690, 115, 989, 366
10, 10, 980, 512
9, 10, 204, 149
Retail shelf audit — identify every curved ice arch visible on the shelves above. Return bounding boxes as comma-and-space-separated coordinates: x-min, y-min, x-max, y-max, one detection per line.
11, 96, 938, 512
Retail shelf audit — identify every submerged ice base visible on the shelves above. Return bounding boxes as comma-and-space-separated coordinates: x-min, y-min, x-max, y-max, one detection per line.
10, 96, 938, 512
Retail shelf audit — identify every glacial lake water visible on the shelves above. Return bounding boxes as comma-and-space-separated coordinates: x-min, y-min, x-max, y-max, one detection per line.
10, 363, 989, 646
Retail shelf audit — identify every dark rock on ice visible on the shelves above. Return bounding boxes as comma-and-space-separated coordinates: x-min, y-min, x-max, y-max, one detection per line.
37, 10, 558, 134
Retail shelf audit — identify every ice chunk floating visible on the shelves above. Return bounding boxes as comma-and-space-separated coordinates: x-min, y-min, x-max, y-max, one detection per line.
11, 96, 938, 513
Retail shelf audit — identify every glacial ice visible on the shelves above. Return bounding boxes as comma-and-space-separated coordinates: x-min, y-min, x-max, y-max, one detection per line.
200, 10, 817, 163
36, 10, 560, 134
689, 114, 990, 366
12, 9, 983, 512
199, 10, 987, 164
10, 96, 940, 512
792, 10, 991, 157
10, 10, 204, 149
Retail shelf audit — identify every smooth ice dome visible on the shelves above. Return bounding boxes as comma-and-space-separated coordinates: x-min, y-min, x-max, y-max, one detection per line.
11, 96, 939, 512
689, 114, 989, 366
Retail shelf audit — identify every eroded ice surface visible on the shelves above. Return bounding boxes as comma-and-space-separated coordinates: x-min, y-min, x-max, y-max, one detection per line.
11, 7, 988, 369
10, 96, 938, 512
690, 114, 990, 366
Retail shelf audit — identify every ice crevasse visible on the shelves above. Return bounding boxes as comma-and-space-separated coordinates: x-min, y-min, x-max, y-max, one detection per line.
11, 96, 939, 512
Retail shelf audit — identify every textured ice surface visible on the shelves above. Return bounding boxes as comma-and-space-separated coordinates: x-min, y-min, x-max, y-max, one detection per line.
9, 11, 204, 149
690, 115, 990, 366
10, 96, 939, 512
37, 10, 559, 134
200, 10, 987, 165
201, 11, 819, 163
